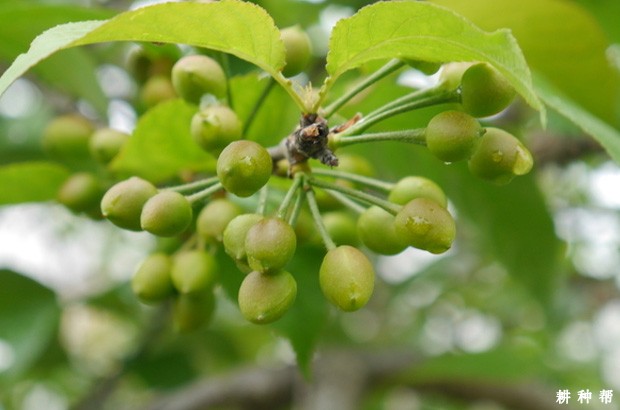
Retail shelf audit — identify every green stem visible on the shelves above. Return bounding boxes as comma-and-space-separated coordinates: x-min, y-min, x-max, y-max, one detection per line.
331, 129, 426, 149
277, 174, 304, 219
325, 190, 366, 214
308, 177, 401, 215
311, 168, 394, 192
345, 88, 460, 135
186, 182, 223, 204
287, 188, 306, 227
217, 52, 234, 109
163, 176, 219, 194
303, 176, 336, 251
271, 71, 309, 113
243, 77, 276, 135
322, 59, 405, 119
367, 86, 443, 119
256, 185, 269, 215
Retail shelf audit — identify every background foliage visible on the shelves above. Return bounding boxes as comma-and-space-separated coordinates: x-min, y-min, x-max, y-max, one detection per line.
0, 1, 619, 409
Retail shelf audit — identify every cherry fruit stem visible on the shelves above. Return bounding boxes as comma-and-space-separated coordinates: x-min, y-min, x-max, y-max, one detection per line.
303, 175, 337, 252
323, 59, 405, 119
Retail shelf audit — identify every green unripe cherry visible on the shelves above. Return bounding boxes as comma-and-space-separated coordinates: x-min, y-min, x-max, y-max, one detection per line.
223, 213, 264, 265
196, 198, 243, 243
140, 191, 193, 237
292, 210, 316, 245
89, 128, 130, 164
57, 172, 104, 214
402, 59, 442, 75
131, 253, 174, 304
173, 290, 216, 333
101, 177, 158, 231
322, 211, 360, 247
438, 62, 474, 91
314, 154, 376, 209
425, 111, 483, 162
280, 25, 312, 77
140, 75, 176, 108
191, 105, 242, 155
238, 270, 297, 324
217, 140, 272, 197
460, 63, 516, 117
42, 114, 94, 161
314, 181, 350, 211
171, 250, 218, 294
468, 127, 533, 185
319, 245, 375, 312
394, 198, 456, 254
245, 217, 297, 273
357, 206, 408, 255
388, 176, 447, 208
172, 54, 227, 104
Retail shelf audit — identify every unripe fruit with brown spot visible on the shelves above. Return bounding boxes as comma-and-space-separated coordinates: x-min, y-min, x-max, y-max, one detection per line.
468, 127, 534, 185
394, 198, 456, 254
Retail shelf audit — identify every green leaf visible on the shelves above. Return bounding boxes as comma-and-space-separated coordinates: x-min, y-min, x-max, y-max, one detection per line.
323, 1, 543, 115
0, 0, 285, 98
230, 74, 299, 146
0, 162, 69, 204
448, 171, 561, 306
0, 3, 115, 115
574, 0, 620, 44
131, 351, 196, 389
534, 74, 620, 164
0, 270, 60, 384
110, 99, 214, 183
431, 0, 619, 125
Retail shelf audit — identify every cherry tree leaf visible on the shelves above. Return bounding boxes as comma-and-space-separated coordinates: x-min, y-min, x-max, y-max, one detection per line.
432, 0, 619, 126
534, 75, 620, 164
0, 270, 60, 384
0, 0, 285, 98
110, 99, 214, 183
0, 3, 115, 115
0, 162, 70, 205
323, 1, 543, 115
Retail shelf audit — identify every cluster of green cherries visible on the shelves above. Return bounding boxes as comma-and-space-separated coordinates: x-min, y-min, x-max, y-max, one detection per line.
48, 26, 533, 331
